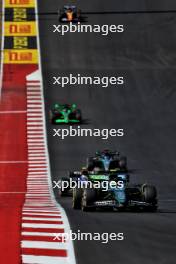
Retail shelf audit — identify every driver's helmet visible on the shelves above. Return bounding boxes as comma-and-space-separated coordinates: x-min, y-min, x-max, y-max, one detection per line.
102, 150, 111, 159
66, 8, 73, 21
67, 8, 73, 12
63, 104, 69, 111
54, 103, 59, 109
93, 167, 101, 174
72, 103, 77, 109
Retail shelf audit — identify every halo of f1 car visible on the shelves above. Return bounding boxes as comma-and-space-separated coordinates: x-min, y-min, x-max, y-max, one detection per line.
59, 5, 82, 23
58, 150, 158, 212
49, 103, 82, 124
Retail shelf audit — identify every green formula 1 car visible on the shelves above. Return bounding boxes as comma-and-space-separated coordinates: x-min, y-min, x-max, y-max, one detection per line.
49, 103, 82, 124
71, 171, 157, 212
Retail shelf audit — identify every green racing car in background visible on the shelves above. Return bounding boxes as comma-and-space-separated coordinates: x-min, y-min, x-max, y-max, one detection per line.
49, 103, 82, 124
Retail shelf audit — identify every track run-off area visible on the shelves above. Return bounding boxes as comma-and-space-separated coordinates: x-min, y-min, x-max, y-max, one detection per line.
0, 0, 75, 264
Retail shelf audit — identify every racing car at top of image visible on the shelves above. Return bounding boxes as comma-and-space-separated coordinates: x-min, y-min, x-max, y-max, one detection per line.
49, 103, 82, 124
72, 170, 158, 212
87, 149, 127, 171
59, 5, 82, 23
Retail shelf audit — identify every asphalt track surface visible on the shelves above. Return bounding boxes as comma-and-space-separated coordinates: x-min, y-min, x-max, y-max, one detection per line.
38, 1, 176, 263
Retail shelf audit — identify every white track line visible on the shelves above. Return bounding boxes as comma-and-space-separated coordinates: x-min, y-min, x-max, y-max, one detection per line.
23, 217, 61, 221
23, 210, 60, 213
22, 255, 69, 264
28, 152, 46, 157
28, 172, 47, 174
22, 223, 64, 229
28, 157, 46, 159
27, 82, 40, 86
22, 241, 67, 250
22, 231, 60, 236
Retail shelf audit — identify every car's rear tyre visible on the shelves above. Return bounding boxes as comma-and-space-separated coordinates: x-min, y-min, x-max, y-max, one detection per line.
72, 188, 83, 209
87, 158, 94, 171
59, 177, 70, 196
119, 156, 127, 169
59, 14, 65, 22
142, 185, 157, 203
75, 109, 82, 122
51, 118, 56, 125
49, 111, 56, 124
81, 188, 96, 211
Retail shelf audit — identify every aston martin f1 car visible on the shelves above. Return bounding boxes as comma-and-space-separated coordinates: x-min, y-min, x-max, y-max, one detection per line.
59, 5, 82, 23
87, 150, 127, 171
49, 103, 82, 124
72, 171, 158, 212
